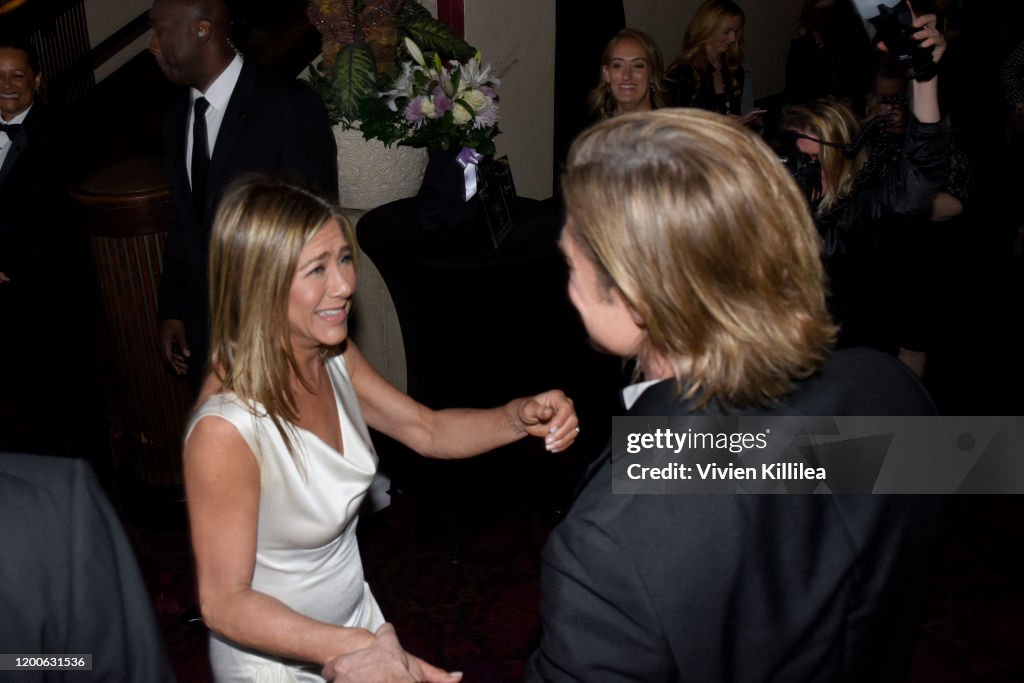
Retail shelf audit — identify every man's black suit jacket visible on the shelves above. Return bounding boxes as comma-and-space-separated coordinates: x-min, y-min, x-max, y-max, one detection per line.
0, 105, 82, 307
527, 348, 942, 682
0, 107, 96, 454
157, 60, 337, 381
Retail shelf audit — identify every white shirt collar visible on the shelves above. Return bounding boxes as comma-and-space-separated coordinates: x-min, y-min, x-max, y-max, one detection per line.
2, 104, 32, 127
621, 378, 661, 411
191, 53, 243, 111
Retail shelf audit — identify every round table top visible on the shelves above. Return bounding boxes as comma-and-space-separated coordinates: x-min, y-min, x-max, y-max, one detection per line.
72, 157, 168, 206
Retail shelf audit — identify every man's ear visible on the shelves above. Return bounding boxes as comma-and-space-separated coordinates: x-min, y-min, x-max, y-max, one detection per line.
629, 304, 646, 329
613, 287, 646, 329
195, 20, 212, 43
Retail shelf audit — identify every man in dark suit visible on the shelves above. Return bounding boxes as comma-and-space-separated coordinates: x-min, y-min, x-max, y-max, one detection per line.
0, 37, 100, 461
0, 453, 176, 682
525, 109, 942, 681
150, 0, 337, 392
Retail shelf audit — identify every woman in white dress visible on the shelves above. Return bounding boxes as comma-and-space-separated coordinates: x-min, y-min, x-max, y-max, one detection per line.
184, 175, 580, 683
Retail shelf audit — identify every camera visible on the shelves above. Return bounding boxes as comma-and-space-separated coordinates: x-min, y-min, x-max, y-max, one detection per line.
768, 130, 822, 207
856, 0, 934, 66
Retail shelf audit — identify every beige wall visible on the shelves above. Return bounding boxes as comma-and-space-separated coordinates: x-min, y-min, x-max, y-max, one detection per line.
624, 0, 805, 100
464, 0, 556, 200
85, 0, 802, 199
85, 0, 151, 82
464, 0, 803, 199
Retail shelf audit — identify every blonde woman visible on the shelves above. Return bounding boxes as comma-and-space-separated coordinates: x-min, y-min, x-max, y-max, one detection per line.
588, 28, 668, 121
778, 8, 947, 357
185, 175, 579, 682
667, 0, 760, 124
525, 107, 940, 681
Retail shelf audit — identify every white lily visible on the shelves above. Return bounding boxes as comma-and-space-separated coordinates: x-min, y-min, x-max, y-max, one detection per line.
380, 61, 419, 112
404, 38, 427, 68
458, 52, 499, 90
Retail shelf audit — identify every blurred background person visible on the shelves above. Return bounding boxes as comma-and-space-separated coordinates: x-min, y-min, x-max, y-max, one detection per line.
0, 35, 102, 466
150, 0, 337, 395
785, 0, 874, 115
587, 28, 667, 121
778, 9, 947, 364
666, 0, 761, 126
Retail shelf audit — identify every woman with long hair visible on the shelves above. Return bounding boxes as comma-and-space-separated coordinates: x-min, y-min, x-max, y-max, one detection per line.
667, 0, 760, 125
185, 175, 579, 682
588, 28, 668, 121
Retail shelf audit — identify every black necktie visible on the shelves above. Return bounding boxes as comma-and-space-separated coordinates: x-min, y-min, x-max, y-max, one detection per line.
0, 123, 22, 139
191, 97, 211, 221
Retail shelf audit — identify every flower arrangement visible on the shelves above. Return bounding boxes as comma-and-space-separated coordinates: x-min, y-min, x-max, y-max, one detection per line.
360, 39, 500, 154
307, 0, 500, 155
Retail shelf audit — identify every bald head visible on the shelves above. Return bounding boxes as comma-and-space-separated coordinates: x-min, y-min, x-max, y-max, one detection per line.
149, 0, 234, 90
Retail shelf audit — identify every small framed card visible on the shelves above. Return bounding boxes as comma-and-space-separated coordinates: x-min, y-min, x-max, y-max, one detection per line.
475, 156, 517, 249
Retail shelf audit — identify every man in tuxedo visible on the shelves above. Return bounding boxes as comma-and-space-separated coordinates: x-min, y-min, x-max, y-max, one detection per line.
0, 453, 176, 682
0, 37, 101, 462
150, 0, 337, 392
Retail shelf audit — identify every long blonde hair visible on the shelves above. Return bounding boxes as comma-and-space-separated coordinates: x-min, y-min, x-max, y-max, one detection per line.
206, 174, 357, 454
562, 109, 835, 409
780, 99, 868, 214
669, 0, 745, 95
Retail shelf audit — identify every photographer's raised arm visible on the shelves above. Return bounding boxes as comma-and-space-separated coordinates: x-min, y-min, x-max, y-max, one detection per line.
908, 10, 945, 124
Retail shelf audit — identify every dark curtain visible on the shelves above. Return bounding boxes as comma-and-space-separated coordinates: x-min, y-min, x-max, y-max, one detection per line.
552, 0, 625, 199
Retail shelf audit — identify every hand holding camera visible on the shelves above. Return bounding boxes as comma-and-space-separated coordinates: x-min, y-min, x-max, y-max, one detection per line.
866, 1, 945, 79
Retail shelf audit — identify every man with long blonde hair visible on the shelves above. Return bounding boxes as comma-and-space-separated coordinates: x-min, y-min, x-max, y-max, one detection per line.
526, 108, 940, 681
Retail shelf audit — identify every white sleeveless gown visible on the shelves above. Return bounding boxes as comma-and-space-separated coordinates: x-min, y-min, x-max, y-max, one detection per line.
186, 355, 385, 682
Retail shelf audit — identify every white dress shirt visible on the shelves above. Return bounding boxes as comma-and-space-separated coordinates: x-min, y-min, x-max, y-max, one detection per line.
186, 53, 244, 188
0, 105, 32, 171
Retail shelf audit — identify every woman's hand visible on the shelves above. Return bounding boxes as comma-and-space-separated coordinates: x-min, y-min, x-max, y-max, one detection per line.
509, 390, 579, 453
322, 623, 462, 683
875, 5, 946, 65
909, 8, 946, 64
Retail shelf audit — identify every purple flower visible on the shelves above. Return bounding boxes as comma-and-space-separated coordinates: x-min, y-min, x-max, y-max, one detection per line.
404, 97, 428, 127
432, 86, 453, 115
474, 98, 499, 128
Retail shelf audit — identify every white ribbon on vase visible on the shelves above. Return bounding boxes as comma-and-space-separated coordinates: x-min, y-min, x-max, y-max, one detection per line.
455, 146, 484, 201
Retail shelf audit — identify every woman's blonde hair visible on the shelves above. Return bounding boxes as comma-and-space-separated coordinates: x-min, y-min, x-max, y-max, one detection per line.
669, 0, 745, 94
206, 174, 357, 453
588, 28, 668, 120
562, 109, 836, 409
779, 98, 867, 214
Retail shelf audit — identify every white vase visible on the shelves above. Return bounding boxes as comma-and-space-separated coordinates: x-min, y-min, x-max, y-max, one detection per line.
334, 124, 428, 211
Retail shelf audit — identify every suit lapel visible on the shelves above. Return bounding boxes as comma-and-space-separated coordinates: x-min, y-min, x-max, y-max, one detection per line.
0, 111, 32, 189
167, 91, 195, 222
207, 60, 255, 195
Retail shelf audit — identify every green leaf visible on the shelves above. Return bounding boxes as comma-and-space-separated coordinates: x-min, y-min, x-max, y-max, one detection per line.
306, 65, 344, 125
331, 44, 378, 122
399, 14, 475, 61
398, 0, 432, 23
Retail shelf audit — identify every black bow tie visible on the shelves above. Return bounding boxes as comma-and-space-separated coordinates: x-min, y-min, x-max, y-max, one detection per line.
0, 123, 21, 139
